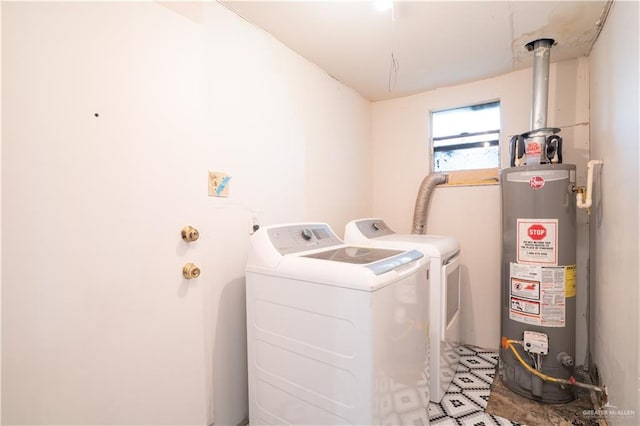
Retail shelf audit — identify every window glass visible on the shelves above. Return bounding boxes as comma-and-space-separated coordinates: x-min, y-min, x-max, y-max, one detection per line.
432, 102, 500, 173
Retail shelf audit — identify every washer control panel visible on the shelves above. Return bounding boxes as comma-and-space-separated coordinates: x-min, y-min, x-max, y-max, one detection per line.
267, 224, 343, 255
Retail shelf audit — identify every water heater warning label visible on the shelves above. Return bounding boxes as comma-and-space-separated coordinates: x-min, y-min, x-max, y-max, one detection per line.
517, 218, 558, 265
510, 263, 567, 327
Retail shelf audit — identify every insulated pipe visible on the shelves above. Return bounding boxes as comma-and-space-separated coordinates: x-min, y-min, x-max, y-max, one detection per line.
411, 173, 447, 235
576, 160, 604, 210
527, 38, 554, 131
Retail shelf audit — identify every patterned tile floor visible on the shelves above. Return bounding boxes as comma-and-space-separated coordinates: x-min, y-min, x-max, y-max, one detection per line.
428, 346, 521, 426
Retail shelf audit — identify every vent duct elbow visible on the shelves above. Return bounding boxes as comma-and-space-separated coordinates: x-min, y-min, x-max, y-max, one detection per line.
411, 173, 447, 235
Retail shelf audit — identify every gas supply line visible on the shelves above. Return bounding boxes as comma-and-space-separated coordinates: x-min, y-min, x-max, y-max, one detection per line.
501, 337, 608, 401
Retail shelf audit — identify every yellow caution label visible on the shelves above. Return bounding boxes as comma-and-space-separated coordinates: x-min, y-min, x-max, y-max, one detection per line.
565, 265, 576, 297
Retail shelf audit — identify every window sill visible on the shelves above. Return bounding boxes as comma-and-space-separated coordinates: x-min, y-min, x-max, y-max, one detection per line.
442, 168, 499, 187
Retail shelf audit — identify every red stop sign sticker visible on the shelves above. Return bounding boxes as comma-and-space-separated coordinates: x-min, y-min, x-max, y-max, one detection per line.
528, 224, 547, 240
517, 218, 557, 264
529, 176, 545, 189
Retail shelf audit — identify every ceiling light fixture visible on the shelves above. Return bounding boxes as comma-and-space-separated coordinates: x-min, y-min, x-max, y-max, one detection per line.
374, 0, 393, 12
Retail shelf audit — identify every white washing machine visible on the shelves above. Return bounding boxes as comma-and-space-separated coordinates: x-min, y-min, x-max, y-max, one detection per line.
246, 223, 430, 425
344, 218, 461, 403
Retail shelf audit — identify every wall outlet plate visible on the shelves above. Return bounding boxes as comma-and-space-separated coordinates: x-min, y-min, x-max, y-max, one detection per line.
208, 171, 231, 197
248, 215, 261, 235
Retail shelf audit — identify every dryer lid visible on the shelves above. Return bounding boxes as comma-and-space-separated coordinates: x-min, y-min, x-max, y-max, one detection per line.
345, 218, 460, 259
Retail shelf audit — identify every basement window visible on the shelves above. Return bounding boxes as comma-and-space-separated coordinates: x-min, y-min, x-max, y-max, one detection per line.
431, 101, 500, 173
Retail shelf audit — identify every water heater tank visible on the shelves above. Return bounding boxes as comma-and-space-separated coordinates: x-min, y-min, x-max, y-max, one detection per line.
499, 163, 577, 402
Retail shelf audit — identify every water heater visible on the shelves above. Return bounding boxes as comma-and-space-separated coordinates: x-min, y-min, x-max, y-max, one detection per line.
499, 39, 577, 402
500, 164, 577, 402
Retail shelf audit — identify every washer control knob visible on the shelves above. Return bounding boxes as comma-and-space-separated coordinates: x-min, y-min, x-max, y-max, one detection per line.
301, 228, 313, 241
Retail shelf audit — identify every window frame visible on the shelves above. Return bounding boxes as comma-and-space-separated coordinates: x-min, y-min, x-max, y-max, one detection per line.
430, 100, 501, 178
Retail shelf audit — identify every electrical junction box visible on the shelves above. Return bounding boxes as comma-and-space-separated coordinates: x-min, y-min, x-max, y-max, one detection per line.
523, 331, 548, 355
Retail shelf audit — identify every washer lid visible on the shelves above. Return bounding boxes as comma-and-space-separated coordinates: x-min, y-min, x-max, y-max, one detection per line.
303, 246, 423, 275
303, 246, 402, 264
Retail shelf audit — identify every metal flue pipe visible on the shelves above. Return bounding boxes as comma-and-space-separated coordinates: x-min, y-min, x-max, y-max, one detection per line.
526, 38, 555, 131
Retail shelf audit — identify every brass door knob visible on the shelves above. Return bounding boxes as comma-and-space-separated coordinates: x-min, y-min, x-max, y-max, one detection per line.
181, 226, 200, 242
183, 263, 201, 279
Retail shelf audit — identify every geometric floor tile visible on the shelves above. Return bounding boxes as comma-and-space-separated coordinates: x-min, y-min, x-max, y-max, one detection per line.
463, 388, 491, 409
400, 408, 430, 426
453, 371, 492, 390
428, 402, 447, 419
477, 352, 500, 365
429, 346, 520, 426
457, 346, 479, 357
393, 387, 422, 412
487, 413, 522, 426
470, 368, 496, 385
458, 411, 498, 425
430, 416, 460, 425
459, 356, 496, 371
440, 393, 483, 418
445, 382, 463, 394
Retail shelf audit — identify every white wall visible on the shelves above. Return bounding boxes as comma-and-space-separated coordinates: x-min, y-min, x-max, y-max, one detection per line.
589, 1, 640, 423
0, 1, 3, 420
371, 58, 590, 351
1, 2, 371, 425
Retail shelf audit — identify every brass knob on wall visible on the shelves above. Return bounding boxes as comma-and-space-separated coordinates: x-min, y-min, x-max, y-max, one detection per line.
181, 226, 200, 242
183, 263, 201, 279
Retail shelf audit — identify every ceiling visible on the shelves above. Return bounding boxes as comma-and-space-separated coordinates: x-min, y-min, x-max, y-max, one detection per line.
220, 0, 610, 101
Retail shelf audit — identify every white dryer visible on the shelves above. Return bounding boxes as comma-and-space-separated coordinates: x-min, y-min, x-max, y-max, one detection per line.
344, 218, 461, 403
246, 223, 430, 425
